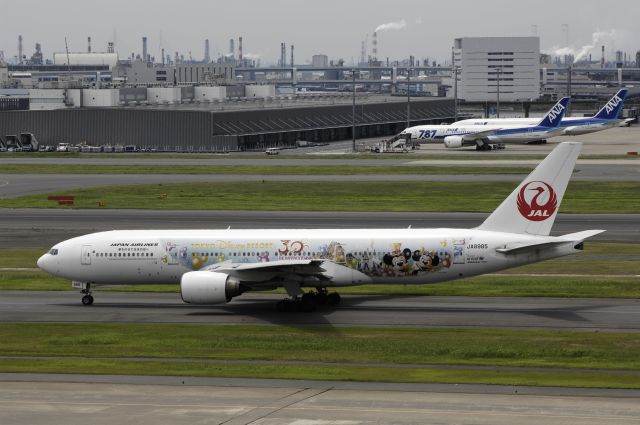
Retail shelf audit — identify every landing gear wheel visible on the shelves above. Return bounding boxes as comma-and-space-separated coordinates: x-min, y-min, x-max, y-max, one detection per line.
300, 293, 317, 312
81, 295, 94, 306
276, 299, 293, 312
315, 291, 328, 305
327, 292, 341, 306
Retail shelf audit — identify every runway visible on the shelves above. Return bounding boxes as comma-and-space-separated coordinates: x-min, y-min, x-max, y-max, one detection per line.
2, 209, 637, 247
0, 377, 638, 425
2, 291, 639, 331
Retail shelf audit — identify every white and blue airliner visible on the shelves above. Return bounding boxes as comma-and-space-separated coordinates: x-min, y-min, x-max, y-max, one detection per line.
401, 97, 571, 150
452, 89, 631, 136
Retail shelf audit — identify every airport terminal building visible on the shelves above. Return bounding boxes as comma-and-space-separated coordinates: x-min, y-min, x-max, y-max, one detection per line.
0, 96, 455, 151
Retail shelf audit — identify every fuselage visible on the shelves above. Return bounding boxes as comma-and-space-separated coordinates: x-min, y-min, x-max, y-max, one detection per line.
404, 124, 563, 144
452, 117, 622, 136
38, 228, 580, 287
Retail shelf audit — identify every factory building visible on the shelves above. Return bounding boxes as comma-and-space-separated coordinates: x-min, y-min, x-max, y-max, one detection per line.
453, 37, 540, 101
112, 61, 235, 86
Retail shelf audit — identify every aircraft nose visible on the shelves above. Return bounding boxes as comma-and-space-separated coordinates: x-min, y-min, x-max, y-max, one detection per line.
37, 254, 48, 271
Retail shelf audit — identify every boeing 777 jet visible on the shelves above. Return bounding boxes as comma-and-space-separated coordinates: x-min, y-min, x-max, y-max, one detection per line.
38, 142, 602, 311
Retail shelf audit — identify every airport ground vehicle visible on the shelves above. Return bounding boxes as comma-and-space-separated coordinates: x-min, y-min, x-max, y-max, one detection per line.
265, 147, 280, 155
19, 133, 39, 152
5, 135, 23, 152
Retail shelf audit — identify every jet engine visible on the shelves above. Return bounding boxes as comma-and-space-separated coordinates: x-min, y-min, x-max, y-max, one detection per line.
443, 135, 464, 148
180, 271, 246, 304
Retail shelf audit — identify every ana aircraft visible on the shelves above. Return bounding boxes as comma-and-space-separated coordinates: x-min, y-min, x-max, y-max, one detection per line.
38, 142, 602, 311
452, 89, 631, 136
400, 97, 570, 150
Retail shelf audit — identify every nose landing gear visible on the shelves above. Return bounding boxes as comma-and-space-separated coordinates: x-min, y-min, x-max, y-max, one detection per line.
73, 281, 94, 306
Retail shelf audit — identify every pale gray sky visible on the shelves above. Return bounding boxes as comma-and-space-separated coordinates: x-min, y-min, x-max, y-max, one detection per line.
3, 0, 639, 65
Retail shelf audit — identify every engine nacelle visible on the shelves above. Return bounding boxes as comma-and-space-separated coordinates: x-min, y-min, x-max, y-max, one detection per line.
180, 271, 245, 304
443, 135, 464, 148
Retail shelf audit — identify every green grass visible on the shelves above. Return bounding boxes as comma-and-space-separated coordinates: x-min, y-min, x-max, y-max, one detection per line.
1, 324, 639, 387
341, 276, 640, 298
0, 164, 532, 175
1, 357, 638, 388
2, 152, 637, 161
1, 181, 639, 213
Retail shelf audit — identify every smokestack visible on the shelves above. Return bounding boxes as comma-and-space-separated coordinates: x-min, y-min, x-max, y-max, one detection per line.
280, 42, 286, 67
601, 45, 605, 68
290, 44, 294, 67
18, 35, 23, 64
87, 37, 92, 53
238, 37, 243, 62
204, 39, 210, 63
372, 31, 378, 62
229, 39, 235, 58
161, 48, 165, 65
142, 36, 148, 63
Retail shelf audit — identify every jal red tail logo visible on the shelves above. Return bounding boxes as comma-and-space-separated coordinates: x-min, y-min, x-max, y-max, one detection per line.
517, 181, 558, 221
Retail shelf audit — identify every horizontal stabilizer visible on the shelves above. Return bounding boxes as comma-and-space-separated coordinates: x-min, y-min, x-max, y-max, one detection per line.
496, 240, 569, 254
558, 230, 606, 241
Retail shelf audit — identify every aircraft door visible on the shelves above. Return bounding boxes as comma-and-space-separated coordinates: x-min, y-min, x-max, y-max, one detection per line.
81, 245, 92, 265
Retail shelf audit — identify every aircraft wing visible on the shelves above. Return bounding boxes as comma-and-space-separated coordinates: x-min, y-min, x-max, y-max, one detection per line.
495, 240, 568, 254
200, 258, 371, 286
461, 128, 501, 141
203, 259, 325, 278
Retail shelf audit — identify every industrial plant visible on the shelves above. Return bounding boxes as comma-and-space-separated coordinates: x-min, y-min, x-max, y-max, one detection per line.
1, 31, 639, 151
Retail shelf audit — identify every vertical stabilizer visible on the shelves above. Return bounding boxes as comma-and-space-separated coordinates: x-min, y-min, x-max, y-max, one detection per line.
536, 97, 571, 128
593, 89, 628, 120
477, 142, 582, 235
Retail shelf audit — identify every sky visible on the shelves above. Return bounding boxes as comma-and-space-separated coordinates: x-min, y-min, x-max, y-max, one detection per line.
2, 0, 639, 65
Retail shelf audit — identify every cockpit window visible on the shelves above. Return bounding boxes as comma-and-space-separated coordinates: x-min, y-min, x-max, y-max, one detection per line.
49, 249, 58, 256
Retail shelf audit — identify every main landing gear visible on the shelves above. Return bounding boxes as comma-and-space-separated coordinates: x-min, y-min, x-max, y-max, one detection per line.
276, 288, 341, 312
476, 143, 505, 151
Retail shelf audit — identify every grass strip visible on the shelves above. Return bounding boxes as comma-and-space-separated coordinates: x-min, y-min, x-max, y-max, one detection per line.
1, 357, 638, 388
1, 181, 639, 213
1, 152, 636, 160
1, 323, 639, 370
0, 164, 532, 175
1, 324, 639, 388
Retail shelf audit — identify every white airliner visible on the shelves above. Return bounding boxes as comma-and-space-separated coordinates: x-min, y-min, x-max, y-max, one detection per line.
452, 89, 632, 136
400, 97, 570, 150
38, 142, 602, 311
